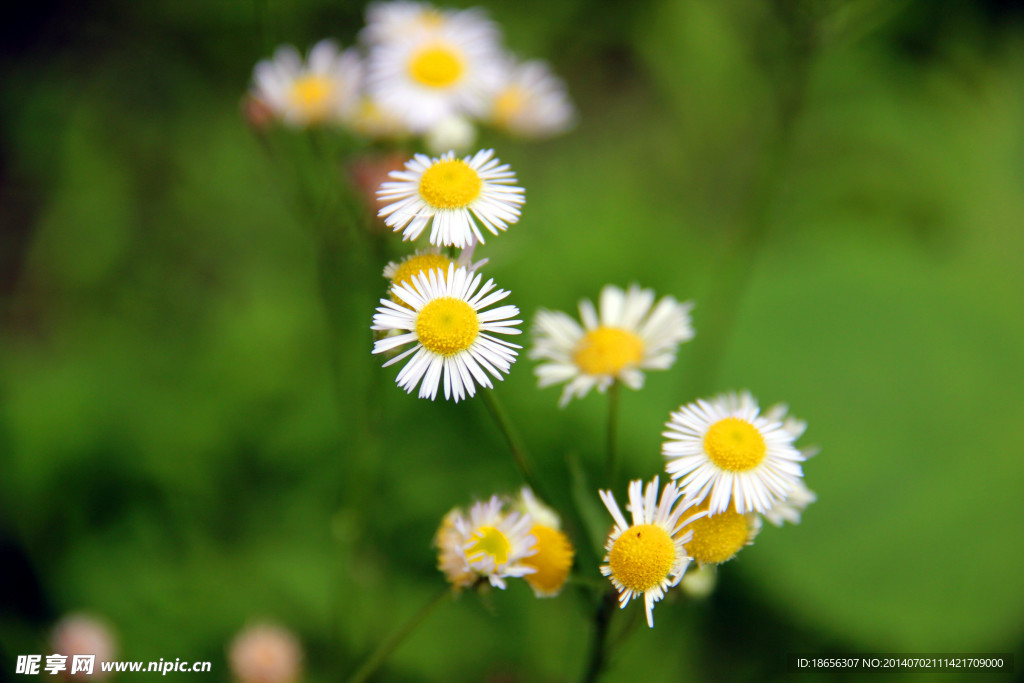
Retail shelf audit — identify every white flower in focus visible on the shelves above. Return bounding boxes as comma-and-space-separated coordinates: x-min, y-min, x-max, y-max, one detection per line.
365, 11, 503, 131
377, 149, 524, 248
228, 623, 302, 683
490, 58, 575, 138
531, 285, 694, 407
662, 391, 806, 516
599, 477, 700, 627
371, 264, 522, 402
251, 40, 361, 127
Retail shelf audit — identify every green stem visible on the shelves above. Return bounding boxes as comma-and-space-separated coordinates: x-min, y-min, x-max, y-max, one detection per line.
480, 389, 546, 500
347, 586, 451, 683
605, 382, 619, 486
581, 590, 618, 683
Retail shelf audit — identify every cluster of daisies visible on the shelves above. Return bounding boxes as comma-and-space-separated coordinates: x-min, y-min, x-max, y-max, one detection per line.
248, 0, 574, 146
248, 1, 821, 636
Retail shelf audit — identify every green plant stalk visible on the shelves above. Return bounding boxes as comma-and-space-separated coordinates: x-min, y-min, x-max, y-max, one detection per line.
347, 586, 452, 683
606, 381, 620, 487
480, 389, 548, 501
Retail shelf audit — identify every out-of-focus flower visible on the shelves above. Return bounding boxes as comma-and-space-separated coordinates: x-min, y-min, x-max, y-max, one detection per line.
531, 285, 694, 407
251, 40, 361, 127
662, 391, 806, 515
516, 488, 574, 597
424, 114, 477, 155
450, 495, 537, 589
377, 149, 524, 248
51, 613, 117, 680
228, 623, 303, 683
371, 264, 522, 401
680, 499, 761, 566
489, 59, 575, 138
365, 7, 503, 132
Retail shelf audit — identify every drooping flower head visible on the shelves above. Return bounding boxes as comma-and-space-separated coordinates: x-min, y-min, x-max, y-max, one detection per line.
449, 495, 537, 590
377, 149, 524, 248
598, 477, 701, 627
371, 264, 522, 401
515, 488, 574, 598
531, 285, 694, 407
364, 5, 503, 132
489, 58, 575, 139
662, 391, 806, 515
250, 40, 361, 127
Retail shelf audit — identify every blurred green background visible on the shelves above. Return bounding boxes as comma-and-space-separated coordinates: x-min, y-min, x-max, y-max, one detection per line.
2, 0, 1023, 680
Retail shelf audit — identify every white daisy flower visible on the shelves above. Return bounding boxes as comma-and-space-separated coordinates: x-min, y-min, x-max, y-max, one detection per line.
251, 40, 361, 127
489, 58, 575, 138
599, 477, 701, 628
530, 285, 694, 407
761, 480, 817, 527
371, 264, 522, 402
377, 149, 524, 248
662, 391, 807, 516
365, 11, 503, 131
452, 495, 536, 589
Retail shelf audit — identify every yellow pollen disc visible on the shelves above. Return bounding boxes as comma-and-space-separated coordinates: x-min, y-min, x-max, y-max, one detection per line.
703, 417, 767, 471
408, 45, 464, 88
523, 525, 575, 596
683, 503, 752, 565
418, 160, 482, 209
389, 254, 454, 303
493, 87, 526, 127
289, 74, 333, 118
608, 524, 676, 593
415, 297, 479, 355
467, 526, 510, 566
573, 326, 645, 376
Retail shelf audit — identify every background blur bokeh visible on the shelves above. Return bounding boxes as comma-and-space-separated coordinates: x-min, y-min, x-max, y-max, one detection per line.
2, 0, 1024, 681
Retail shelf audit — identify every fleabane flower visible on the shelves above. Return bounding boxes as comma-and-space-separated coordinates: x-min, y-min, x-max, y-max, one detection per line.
365, 9, 503, 131
531, 285, 694, 407
489, 58, 575, 138
515, 488, 574, 598
371, 264, 522, 401
377, 149, 524, 248
251, 40, 361, 127
679, 499, 761, 566
599, 477, 701, 628
662, 391, 806, 516
452, 495, 536, 589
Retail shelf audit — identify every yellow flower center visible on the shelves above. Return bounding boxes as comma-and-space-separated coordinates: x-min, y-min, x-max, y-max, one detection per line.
608, 524, 676, 592
523, 525, 574, 596
704, 417, 767, 471
493, 86, 526, 127
415, 297, 479, 355
418, 160, 482, 209
408, 45, 464, 88
389, 254, 454, 302
467, 525, 510, 566
683, 504, 752, 565
573, 327, 644, 376
288, 74, 333, 119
